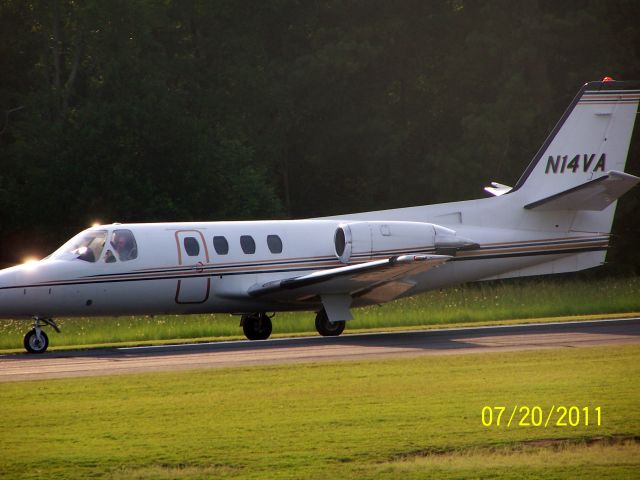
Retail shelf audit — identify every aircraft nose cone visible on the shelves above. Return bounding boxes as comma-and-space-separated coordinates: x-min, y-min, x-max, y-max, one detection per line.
0, 268, 17, 288
0, 269, 18, 317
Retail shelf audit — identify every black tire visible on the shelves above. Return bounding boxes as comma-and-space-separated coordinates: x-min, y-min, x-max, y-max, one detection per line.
24, 329, 49, 354
315, 310, 345, 337
242, 314, 272, 340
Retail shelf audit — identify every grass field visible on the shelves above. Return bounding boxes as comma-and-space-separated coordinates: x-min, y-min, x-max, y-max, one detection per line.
1, 344, 638, 479
1, 275, 639, 351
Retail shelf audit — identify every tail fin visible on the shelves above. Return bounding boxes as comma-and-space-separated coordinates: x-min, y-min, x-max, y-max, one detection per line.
512, 79, 640, 232
479, 80, 639, 279
513, 79, 639, 197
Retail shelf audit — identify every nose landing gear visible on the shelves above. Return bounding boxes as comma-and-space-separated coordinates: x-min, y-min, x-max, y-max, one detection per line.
23, 317, 59, 354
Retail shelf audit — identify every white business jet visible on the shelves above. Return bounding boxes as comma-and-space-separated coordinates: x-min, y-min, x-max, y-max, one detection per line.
1, 78, 638, 353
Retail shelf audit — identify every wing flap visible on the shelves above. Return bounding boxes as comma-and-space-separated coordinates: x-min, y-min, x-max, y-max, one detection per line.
524, 170, 640, 211
248, 254, 450, 303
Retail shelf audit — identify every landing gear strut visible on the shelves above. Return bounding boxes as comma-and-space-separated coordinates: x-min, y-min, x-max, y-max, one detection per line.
241, 313, 273, 340
315, 309, 345, 337
23, 317, 59, 354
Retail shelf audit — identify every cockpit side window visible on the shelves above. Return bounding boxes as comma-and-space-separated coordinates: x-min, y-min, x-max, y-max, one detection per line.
111, 229, 138, 261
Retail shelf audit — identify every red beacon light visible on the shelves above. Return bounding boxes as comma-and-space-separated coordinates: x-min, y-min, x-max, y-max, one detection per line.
602, 76, 614, 82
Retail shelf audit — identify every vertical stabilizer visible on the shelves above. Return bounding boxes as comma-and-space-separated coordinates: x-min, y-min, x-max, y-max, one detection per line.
513, 80, 639, 203
511, 79, 639, 235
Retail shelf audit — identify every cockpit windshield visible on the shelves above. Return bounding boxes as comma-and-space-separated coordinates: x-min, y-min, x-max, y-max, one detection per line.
50, 230, 108, 263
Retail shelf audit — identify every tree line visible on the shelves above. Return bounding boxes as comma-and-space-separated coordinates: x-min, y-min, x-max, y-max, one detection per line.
1, 0, 639, 272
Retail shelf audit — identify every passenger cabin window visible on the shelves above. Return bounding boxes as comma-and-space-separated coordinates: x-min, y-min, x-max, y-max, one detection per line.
183, 237, 200, 256
213, 236, 229, 255
240, 235, 256, 254
110, 229, 138, 262
267, 235, 283, 254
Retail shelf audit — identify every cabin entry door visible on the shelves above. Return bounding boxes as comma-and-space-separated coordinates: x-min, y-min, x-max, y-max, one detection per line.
175, 230, 211, 304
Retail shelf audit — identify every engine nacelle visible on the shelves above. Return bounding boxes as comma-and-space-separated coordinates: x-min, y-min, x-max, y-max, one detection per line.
334, 221, 477, 263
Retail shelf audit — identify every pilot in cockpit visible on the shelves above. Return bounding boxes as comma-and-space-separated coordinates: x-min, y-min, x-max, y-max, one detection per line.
110, 230, 138, 262
104, 249, 116, 263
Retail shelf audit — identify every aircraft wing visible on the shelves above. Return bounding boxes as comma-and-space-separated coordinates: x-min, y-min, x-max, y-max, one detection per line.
524, 170, 640, 211
248, 254, 451, 306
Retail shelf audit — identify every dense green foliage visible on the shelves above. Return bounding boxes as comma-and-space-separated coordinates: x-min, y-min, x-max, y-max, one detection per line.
1, 1, 639, 269
1, 345, 639, 478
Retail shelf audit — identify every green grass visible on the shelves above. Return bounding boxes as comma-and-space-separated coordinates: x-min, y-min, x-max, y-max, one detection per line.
1, 345, 638, 479
373, 441, 640, 479
0, 275, 638, 350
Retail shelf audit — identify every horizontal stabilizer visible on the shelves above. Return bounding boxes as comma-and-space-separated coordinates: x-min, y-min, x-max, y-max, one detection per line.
248, 254, 450, 304
523, 171, 640, 211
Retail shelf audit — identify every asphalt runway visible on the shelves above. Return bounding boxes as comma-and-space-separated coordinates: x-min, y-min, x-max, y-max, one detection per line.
1, 318, 639, 382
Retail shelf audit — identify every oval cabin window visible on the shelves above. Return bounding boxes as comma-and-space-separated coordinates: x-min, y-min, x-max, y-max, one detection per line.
213, 236, 229, 255
267, 235, 283, 254
183, 237, 200, 256
240, 235, 256, 254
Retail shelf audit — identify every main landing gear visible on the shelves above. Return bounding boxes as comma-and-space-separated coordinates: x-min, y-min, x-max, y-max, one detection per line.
315, 309, 345, 337
241, 313, 273, 340
23, 317, 59, 354
240, 309, 347, 341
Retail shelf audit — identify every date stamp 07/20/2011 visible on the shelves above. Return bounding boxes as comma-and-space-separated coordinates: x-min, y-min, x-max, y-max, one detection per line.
481, 406, 602, 428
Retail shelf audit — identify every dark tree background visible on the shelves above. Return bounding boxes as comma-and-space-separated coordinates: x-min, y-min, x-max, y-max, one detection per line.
1, 0, 639, 272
